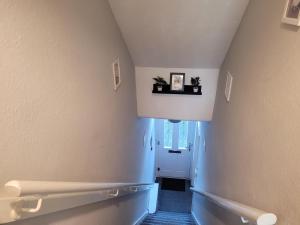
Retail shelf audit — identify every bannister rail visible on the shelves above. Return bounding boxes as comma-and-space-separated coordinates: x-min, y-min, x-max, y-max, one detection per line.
0, 180, 153, 224
191, 188, 277, 225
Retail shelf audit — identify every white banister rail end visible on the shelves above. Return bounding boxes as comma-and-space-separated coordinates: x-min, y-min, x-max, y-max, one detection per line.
191, 188, 277, 225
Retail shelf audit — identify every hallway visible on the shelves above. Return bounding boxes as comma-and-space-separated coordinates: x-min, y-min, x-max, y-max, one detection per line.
141, 178, 196, 225
141, 211, 195, 225
1, 0, 299, 224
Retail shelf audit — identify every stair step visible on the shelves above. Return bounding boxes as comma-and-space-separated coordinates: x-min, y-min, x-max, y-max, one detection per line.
141, 211, 196, 225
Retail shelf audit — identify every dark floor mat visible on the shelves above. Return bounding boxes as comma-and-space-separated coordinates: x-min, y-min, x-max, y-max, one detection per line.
161, 178, 186, 192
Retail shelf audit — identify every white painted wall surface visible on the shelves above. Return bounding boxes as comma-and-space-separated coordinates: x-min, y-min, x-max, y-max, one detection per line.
148, 183, 159, 214
0, 0, 155, 224
109, 0, 249, 68
135, 67, 219, 121
192, 0, 300, 224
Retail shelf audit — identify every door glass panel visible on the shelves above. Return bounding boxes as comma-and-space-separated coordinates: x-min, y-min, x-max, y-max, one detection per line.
178, 121, 188, 149
163, 120, 173, 148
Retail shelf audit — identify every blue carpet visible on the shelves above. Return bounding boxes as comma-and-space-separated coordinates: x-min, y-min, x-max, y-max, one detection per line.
158, 179, 192, 213
141, 211, 196, 225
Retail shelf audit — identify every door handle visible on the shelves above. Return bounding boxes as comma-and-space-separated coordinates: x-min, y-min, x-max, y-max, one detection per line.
168, 150, 182, 154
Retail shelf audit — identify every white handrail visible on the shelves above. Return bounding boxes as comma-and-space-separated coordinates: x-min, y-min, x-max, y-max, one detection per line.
3, 180, 150, 197
191, 188, 277, 225
0, 180, 153, 224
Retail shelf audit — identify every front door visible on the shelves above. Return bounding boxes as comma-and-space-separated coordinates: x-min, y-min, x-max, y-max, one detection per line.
156, 119, 195, 179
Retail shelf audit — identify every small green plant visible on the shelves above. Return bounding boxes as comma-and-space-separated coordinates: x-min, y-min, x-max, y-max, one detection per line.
191, 77, 200, 86
153, 76, 168, 85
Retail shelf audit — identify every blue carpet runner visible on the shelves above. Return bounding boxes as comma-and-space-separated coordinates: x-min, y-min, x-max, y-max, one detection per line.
141, 211, 196, 225
158, 179, 192, 213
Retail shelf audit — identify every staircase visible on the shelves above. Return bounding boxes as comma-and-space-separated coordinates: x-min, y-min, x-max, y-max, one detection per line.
141, 211, 196, 225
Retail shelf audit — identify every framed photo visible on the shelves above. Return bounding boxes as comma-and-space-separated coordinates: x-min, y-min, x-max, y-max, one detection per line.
170, 73, 185, 91
112, 57, 121, 91
282, 0, 300, 26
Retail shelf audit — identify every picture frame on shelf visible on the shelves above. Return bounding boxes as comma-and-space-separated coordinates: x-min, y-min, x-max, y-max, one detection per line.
170, 73, 185, 91
282, 0, 300, 26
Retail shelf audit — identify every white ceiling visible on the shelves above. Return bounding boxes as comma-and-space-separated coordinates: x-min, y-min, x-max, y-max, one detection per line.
109, 0, 249, 69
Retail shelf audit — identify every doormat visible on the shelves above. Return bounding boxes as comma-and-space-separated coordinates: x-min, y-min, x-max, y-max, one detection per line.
161, 178, 186, 192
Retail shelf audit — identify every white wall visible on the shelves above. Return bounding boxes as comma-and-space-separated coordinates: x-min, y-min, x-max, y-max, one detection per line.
108, 0, 249, 68
135, 67, 219, 121
140, 119, 157, 183
191, 122, 209, 190
192, 0, 300, 224
0, 0, 155, 224
190, 122, 204, 187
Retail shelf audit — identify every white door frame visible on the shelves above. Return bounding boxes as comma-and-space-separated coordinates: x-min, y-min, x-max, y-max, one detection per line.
155, 119, 196, 179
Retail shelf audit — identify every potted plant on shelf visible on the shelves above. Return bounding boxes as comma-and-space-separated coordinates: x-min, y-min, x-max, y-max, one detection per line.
191, 76, 200, 93
153, 76, 168, 92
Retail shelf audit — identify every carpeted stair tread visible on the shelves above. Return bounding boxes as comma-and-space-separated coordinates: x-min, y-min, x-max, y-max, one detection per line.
141, 211, 196, 225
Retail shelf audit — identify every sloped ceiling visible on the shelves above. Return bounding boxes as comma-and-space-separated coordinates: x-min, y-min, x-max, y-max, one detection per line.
109, 0, 249, 69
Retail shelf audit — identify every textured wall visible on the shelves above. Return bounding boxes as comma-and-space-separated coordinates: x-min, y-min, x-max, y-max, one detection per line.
0, 0, 155, 224
135, 67, 219, 121
192, 0, 300, 224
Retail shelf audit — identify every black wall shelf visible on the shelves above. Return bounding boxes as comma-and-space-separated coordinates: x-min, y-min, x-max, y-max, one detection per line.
152, 84, 202, 95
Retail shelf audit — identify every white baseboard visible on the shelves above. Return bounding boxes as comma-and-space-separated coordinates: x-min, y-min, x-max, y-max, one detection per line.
133, 210, 148, 225
191, 211, 202, 225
